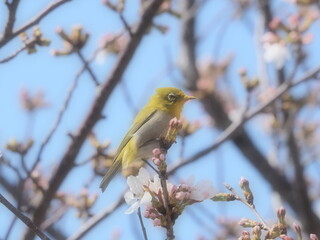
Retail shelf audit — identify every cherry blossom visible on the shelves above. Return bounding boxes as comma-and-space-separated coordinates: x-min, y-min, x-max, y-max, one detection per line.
124, 167, 152, 214
263, 43, 289, 69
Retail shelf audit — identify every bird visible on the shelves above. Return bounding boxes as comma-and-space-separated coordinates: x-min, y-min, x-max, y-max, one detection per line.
99, 87, 195, 192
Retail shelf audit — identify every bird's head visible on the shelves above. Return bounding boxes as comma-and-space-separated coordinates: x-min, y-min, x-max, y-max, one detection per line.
151, 87, 196, 117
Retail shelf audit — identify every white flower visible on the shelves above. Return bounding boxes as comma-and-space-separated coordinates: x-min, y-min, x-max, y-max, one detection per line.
186, 176, 215, 202
149, 174, 175, 196
263, 43, 289, 69
124, 167, 152, 214
95, 50, 108, 65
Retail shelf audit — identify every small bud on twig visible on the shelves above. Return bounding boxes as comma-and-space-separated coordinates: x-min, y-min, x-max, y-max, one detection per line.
239, 177, 254, 205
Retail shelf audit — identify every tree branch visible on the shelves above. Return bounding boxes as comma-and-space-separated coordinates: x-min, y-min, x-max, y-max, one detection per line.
0, 193, 51, 240
3, 0, 21, 38
23, 1, 165, 239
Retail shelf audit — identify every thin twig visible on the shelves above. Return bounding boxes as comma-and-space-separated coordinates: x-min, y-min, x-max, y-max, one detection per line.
0, 45, 27, 63
31, 65, 85, 174
40, 205, 69, 230
76, 51, 99, 86
224, 183, 269, 230
119, 13, 133, 38
142, 158, 159, 174
0, 155, 23, 180
0, 193, 51, 240
137, 207, 148, 240
4, 216, 18, 240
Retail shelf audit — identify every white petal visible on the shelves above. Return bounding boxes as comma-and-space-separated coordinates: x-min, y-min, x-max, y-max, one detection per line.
263, 43, 289, 69
191, 180, 215, 201
124, 201, 140, 214
140, 192, 152, 205
95, 50, 108, 65
166, 181, 175, 195
149, 175, 161, 193
137, 167, 151, 185
124, 191, 135, 205
186, 176, 195, 186
127, 176, 144, 195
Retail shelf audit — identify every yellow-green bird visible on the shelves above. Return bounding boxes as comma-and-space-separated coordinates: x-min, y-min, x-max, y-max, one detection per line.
100, 87, 195, 192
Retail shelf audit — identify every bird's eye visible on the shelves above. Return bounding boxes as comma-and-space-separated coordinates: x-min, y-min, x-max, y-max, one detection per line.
167, 93, 176, 102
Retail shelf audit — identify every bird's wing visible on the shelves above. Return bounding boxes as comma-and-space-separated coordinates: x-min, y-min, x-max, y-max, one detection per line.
113, 108, 158, 161
99, 109, 157, 192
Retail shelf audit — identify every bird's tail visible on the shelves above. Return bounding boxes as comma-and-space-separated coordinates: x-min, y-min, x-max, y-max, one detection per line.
99, 160, 121, 192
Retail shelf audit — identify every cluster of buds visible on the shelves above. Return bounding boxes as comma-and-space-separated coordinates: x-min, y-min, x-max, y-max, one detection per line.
238, 227, 262, 240
5, 138, 33, 155
160, 117, 183, 150
268, 9, 318, 45
99, 34, 128, 55
262, 9, 318, 68
95, 33, 128, 64
20, 26, 51, 54
239, 68, 259, 92
151, 148, 166, 172
196, 57, 232, 95
52, 25, 89, 56
58, 189, 97, 220
20, 89, 49, 112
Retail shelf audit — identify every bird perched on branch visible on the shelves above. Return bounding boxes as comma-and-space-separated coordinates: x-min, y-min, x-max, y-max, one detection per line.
100, 87, 195, 192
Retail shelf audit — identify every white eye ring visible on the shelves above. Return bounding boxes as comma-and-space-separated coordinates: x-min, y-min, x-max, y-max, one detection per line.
167, 93, 176, 102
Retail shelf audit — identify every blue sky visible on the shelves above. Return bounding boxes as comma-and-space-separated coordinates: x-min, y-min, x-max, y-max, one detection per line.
2, 0, 317, 239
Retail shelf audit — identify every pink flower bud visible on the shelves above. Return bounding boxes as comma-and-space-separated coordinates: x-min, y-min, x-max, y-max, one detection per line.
281, 236, 293, 240
293, 222, 301, 235
239, 218, 259, 228
143, 210, 150, 218
159, 153, 166, 161
152, 148, 161, 157
310, 234, 319, 240
269, 17, 281, 30
152, 157, 161, 166
288, 14, 300, 29
239, 177, 249, 188
170, 184, 178, 193
153, 218, 161, 226
175, 192, 186, 200
169, 117, 178, 127
302, 33, 313, 45
277, 206, 286, 221
55, 26, 63, 33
